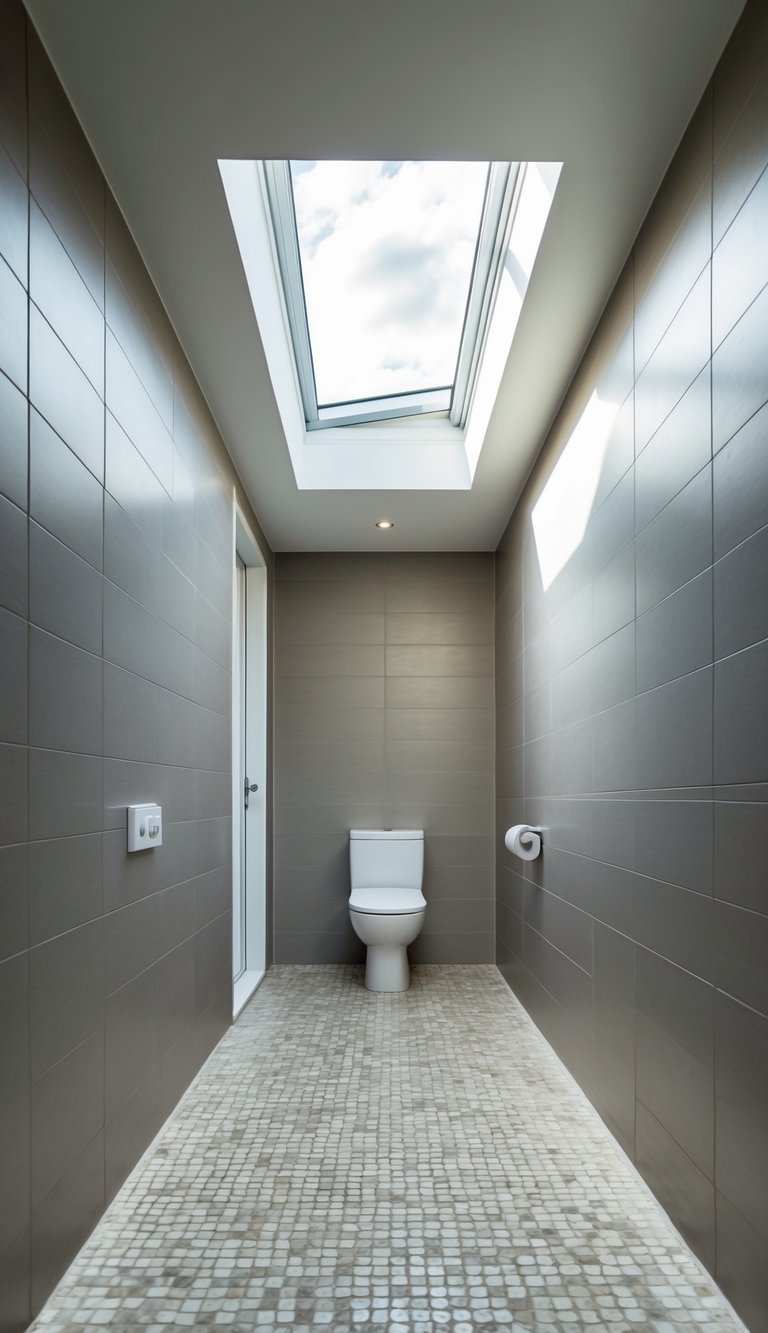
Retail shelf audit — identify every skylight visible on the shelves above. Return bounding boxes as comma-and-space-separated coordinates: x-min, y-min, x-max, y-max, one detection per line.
293, 159, 486, 407
219, 153, 561, 488
262, 159, 523, 430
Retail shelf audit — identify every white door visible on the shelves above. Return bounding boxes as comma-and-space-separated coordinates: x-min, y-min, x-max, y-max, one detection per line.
233, 554, 248, 982
232, 509, 267, 1016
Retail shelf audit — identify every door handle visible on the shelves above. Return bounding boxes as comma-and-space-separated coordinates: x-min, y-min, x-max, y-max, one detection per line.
244, 777, 259, 809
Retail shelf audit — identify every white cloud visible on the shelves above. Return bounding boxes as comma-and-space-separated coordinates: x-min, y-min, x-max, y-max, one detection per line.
290, 160, 488, 405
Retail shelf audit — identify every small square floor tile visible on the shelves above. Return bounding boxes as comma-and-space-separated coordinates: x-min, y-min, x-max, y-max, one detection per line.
30, 966, 741, 1332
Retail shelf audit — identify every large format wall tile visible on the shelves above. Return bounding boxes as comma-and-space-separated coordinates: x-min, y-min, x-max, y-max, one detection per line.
30, 1132, 104, 1318
636, 949, 714, 1176
716, 1193, 768, 1333
714, 801, 768, 915
30, 1029, 104, 1212
28, 110, 104, 310
636, 569, 712, 692
592, 922, 635, 1155
713, 164, 768, 350
715, 638, 768, 784
713, 399, 768, 556
712, 278, 768, 453
29, 306, 103, 482
29, 627, 102, 756
29, 523, 102, 655
29, 409, 103, 570
29, 202, 104, 395
0, 257, 27, 394
634, 267, 711, 455
0, 954, 30, 1256
494, 6, 768, 1326
0, 369, 28, 510
636, 1102, 715, 1271
29, 920, 104, 1082
0, 140, 28, 285
714, 524, 768, 659
0, 10, 273, 1325
635, 467, 712, 616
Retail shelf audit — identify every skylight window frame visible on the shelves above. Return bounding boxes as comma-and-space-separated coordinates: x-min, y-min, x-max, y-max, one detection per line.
261, 159, 319, 425
261, 158, 522, 434
311, 385, 452, 431
449, 162, 523, 429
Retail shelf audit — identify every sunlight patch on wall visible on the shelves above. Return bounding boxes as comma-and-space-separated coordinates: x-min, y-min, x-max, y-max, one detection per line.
531, 389, 620, 591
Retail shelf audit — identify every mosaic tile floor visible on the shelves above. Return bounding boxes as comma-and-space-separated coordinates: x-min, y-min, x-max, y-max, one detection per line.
32, 965, 743, 1332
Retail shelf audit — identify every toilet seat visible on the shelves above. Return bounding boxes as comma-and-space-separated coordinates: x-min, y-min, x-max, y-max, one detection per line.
349, 887, 426, 915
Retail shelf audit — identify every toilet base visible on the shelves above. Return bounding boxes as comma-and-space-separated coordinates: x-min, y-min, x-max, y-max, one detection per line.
365, 944, 410, 992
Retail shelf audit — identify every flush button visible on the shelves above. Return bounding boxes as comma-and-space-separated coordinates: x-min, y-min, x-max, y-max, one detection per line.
127, 804, 163, 852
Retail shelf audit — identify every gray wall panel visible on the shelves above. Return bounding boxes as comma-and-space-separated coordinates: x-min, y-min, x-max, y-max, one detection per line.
274, 553, 494, 964
494, 6, 768, 1323
0, 11, 274, 1322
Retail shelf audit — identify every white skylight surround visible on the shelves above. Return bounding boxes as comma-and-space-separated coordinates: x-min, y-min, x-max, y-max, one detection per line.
219, 155, 561, 489
290, 160, 488, 413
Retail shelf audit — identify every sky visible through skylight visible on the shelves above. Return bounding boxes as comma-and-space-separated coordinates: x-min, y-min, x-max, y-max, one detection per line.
289, 160, 489, 407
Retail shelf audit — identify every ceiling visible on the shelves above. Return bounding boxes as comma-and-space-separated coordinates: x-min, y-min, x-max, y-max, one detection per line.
26, 0, 743, 551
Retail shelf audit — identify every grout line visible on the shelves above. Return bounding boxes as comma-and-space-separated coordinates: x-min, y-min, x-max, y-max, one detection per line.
709, 79, 719, 1287
23, 11, 33, 1320
100, 200, 109, 1231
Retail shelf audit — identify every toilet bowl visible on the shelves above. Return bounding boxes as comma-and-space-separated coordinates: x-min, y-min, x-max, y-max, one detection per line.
349, 829, 426, 992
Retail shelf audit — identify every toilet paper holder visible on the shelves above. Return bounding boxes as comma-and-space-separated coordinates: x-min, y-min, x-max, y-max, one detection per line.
504, 824, 543, 861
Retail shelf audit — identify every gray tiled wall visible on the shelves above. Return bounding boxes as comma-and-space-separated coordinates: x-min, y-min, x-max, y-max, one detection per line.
0, 7, 272, 1328
274, 553, 494, 964
494, 4, 768, 1328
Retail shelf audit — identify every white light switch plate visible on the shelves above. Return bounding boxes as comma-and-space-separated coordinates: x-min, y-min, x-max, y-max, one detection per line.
127, 804, 163, 852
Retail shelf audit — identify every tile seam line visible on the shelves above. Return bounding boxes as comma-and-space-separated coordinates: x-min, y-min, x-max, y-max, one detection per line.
709, 75, 719, 1289
24, 12, 33, 1324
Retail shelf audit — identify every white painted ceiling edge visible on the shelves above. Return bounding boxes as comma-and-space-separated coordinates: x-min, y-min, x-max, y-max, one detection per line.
25, 0, 744, 551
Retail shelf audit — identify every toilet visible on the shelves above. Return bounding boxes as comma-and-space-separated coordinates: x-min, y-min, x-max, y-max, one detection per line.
349, 829, 426, 992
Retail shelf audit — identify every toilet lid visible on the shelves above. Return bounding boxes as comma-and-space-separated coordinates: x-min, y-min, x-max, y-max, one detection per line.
349, 887, 426, 914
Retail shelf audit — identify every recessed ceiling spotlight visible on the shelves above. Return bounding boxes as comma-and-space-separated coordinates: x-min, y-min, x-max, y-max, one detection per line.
375, 519, 394, 529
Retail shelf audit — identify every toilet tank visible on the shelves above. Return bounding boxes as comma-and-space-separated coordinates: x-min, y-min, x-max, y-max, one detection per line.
349, 829, 424, 890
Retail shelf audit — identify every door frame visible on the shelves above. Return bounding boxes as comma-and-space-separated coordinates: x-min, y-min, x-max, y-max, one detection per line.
232, 502, 268, 1018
